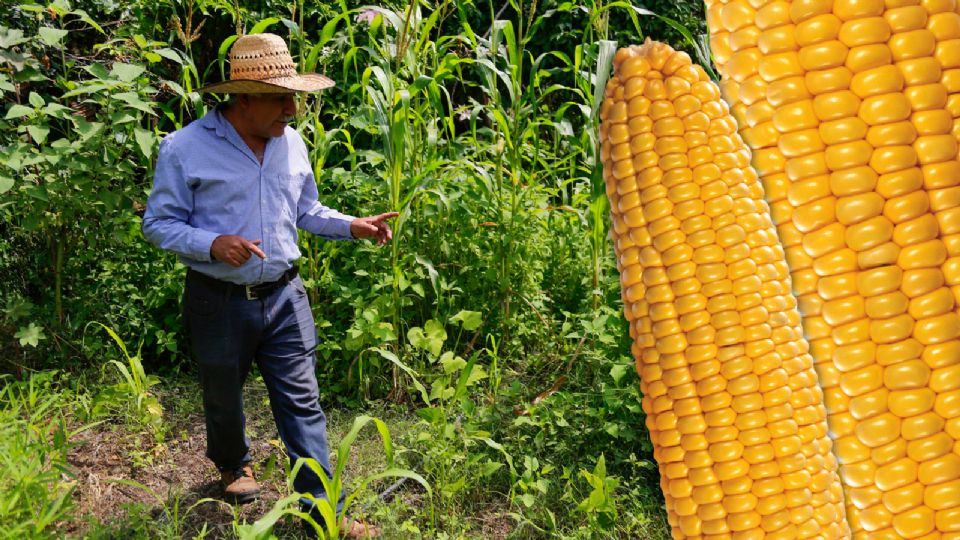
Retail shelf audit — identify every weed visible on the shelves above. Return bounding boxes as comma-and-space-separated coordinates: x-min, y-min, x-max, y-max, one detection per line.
85, 322, 165, 438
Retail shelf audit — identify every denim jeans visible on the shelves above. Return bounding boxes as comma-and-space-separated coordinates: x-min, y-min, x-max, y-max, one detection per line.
182, 271, 344, 514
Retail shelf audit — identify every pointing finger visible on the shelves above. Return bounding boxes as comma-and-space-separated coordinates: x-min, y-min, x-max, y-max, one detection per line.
374, 212, 400, 223
245, 239, 267, 260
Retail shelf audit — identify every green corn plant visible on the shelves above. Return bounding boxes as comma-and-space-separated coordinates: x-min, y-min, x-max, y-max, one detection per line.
105, 479, 214, 538
322, 1, 465, 395
471, 16, 531, 332
574, 39, 617, 310
87, 322, 164, 434
236, 415, 431, 540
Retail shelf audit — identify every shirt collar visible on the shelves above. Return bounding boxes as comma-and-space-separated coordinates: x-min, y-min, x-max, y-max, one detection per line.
197, 104, 231, 138
198, 104, 263, 165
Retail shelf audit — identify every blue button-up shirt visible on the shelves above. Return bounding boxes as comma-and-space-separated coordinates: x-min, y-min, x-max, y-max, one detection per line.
142, 106, 355, 285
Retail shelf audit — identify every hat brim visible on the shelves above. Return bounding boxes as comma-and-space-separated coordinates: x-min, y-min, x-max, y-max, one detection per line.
199, 73, 335, 93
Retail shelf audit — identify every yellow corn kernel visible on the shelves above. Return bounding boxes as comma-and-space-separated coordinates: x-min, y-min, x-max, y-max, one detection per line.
706, 0, 960, 536
603, 40, 848, 540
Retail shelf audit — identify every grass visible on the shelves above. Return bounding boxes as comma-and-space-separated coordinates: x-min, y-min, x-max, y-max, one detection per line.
0, 366, 670, 539
50, 370, 500, 538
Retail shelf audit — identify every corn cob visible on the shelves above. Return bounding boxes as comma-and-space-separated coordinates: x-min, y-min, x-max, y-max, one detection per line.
706, 0, 960, 537
601, 40, 850, 539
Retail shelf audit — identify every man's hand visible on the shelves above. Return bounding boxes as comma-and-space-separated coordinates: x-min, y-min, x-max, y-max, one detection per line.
351, 212, 399, 246
211, 235, 267, 267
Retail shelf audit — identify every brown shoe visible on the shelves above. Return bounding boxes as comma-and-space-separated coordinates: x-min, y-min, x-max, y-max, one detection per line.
341, 517, 381, 539
220, 465, 260, 504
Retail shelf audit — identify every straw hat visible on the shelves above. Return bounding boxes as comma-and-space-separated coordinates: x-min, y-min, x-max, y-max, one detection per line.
199, 33, 334, 93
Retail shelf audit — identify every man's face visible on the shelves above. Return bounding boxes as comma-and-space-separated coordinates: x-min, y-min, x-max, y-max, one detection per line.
240, 93, 297, 139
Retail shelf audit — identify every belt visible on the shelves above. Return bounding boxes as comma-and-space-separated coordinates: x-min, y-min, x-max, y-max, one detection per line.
187, 266, 299, 300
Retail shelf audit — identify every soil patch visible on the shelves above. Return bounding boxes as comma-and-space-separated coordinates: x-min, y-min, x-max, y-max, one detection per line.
63, 382, 305, 538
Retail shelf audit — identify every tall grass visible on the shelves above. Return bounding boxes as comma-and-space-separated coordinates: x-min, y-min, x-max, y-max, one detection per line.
0, 372, 94, 538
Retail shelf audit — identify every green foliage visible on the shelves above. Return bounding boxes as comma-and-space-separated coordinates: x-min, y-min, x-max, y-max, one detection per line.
576, 454, 619, 529
86, 322, 164, 436
0, 372, 94, 538
237, 415, 430, 540
0, 0, 709, 536
83, 480, 213, 539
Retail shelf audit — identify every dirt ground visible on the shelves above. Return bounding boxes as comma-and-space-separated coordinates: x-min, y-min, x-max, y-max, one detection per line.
59, 379, 511, 539
63, 382, 308, 538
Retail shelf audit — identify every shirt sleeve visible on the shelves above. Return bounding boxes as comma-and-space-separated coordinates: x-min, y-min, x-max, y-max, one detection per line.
296, 169, 356, 240
141, 137, 221, 261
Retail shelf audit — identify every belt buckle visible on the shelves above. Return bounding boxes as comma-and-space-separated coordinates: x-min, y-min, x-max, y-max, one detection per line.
245, 285, 258, 300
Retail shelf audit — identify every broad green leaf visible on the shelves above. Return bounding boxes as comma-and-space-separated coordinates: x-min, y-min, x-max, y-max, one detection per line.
0, 27, 29, 48
439, 352, 466, 374
28, 91, 44, 108
15, 323, 45, 347
84, 63, 110, 80
370, 321, 396, 342
110, 111, 137, 124
134, 127, 156, 158
479, 461, 503, 478
429, 380, 449, 402
143, 52, 161, 63
449, 310, 482, 331
414, 254, 439, 297
110, 62, 145, 82
415, 406, 443, 423
0, 175, 13, 193
4, 104, 33, 120
465, 364, 487, 386
417, 319, 446, 357
410, 283, 425, 298
72, 117, 104, 142
154, 48, 182, 65
69, 8, 104, 33
61, 82, 114, 98
424, 319, 446, 341
41, 103, 72, 118
113, 92, 156, 115
250, 17, 281, 34
304, 42, 324, 72
318, 16, 342, 47
407, 327, 425, 349
442, 476, 465, 495
162, 80, 186, 98
27, 125, 50, 144
610, 364, 630, 385
370, 347, 430, 404
38, 27, 69, 46
217, 35, 239, 64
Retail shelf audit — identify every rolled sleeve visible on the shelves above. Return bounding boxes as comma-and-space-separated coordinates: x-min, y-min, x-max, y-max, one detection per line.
142, 137, 222, 262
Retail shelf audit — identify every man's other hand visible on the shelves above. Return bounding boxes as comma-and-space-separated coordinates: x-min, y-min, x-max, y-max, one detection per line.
211, 235, 267, 267
351, 212, 399, 246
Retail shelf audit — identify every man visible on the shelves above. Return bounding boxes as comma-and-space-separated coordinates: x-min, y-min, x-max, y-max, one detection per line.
142, 33, 390, 538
